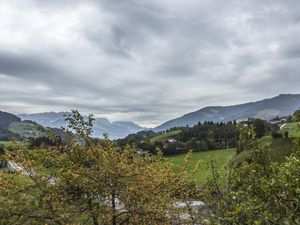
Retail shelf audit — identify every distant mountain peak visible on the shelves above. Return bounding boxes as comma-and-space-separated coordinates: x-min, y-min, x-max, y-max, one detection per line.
18, 112, 144, 139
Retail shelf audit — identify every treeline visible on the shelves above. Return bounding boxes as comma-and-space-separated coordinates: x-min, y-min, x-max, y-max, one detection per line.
117, 121, 240, 155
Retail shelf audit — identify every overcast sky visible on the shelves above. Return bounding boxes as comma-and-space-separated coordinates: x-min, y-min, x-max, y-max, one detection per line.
0, 0, 299, 127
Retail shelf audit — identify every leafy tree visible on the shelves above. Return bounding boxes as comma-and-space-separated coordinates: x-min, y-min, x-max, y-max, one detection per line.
236, 124, 256, 154
201, 126, 300, 224
292, 109, 300, 122
0, 110, 200, 225
252, 119, 266, 138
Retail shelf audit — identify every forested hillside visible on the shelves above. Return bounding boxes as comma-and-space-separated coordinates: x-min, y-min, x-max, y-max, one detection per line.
118, 121, 239, 155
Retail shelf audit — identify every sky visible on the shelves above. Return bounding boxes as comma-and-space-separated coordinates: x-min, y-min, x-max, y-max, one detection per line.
0, 0, 300, 127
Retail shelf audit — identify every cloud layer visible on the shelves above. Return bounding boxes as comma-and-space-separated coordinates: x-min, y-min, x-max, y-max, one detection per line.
0, 0, 299, 127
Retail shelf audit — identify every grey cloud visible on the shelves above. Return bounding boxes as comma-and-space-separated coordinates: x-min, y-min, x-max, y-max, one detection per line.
0, 0, 300, 126
0, 52, 56, 78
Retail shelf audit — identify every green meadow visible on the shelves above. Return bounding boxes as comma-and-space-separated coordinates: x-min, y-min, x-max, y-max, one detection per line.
167, 148, 236, 185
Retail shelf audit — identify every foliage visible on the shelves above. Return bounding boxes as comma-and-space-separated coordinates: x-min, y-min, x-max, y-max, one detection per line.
292, 109, 300, 122
234, 136, 294, 165
27, 136, 60, 149
236, 124, 256, 154
149, 130, 182, 143
0, 110, 201, 225
177, 121, 239, 144
271, 131, 283, 139
118, 121, 239, 156
252, 119, 267, 138
201, 126, 300, 224
281, 122, 300, 138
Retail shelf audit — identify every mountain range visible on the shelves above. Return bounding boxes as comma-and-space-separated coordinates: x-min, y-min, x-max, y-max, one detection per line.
154, 94, 300, 131
18, 112, 144, 139
1, 94, 300, 139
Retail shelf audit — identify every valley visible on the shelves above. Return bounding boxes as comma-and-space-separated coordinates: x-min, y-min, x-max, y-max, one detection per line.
1, 97, 300, 224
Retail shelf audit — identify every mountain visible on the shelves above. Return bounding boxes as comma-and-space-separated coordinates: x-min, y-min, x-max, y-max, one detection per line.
19, 112, 144, 139
18, 112, 69, 128
8, 121, 45, 138
154, 94, 300, 132
0, 111, 21, 130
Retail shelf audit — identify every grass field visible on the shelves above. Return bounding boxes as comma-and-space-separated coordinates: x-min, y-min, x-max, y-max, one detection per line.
234, 136, 294, 164
0, 141, 11, 147
150, 130, 182, 143
167, 148, 236, 185
280, 122, 300, 138
260, 136, 294, 162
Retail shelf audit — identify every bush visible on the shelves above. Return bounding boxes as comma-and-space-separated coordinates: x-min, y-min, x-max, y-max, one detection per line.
292, 109, 300, 122
252, 119, 267, 138
0, 144, 5, 168
202, 126, 300, 224
271, 131, 283, 139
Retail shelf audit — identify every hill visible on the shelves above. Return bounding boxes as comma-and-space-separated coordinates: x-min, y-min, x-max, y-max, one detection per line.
149, 130, 182, 143
0, 111, 65, 140
0, 111, 21, 130
0, 111, 22, 140
19, 112, 144, 139
234, 135, 296, 165
18, 112, 68, 128
8, 121, 45, 138
154, 94, 300, 131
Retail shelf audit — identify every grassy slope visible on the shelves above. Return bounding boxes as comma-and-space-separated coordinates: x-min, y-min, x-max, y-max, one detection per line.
235, 122, 299, 164
280, 122, 300, 138
150, 130, 182, 143
234, 136, 294, 164
0, 141, 11, 147
261, 136, 294, 162
8, 122, 44, 138
167, 148, 236, 185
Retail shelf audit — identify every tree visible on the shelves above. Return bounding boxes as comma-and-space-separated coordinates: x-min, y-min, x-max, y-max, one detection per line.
201, 126, 300, 224
292, 109, 300, 122
252, 119, 266, 138
0, 110, 200, 225
0, 144, 5, 168
236, 124, 256, 154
